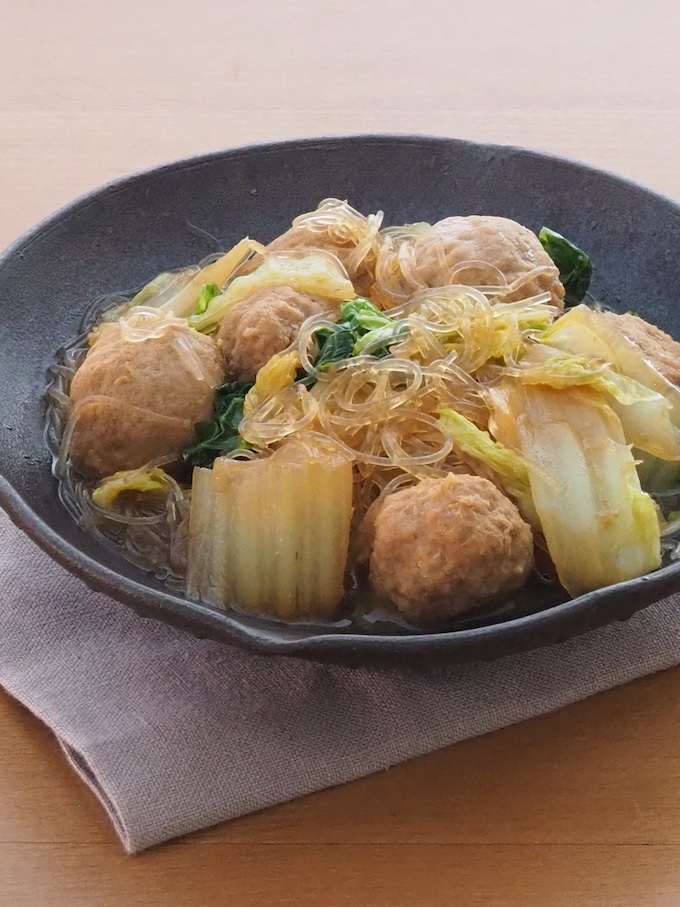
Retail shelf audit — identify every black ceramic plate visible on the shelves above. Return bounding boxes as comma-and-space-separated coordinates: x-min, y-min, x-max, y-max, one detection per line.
2, 135, 680, 666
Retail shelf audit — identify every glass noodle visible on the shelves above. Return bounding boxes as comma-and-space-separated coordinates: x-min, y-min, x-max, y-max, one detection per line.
50, 205, 676, 614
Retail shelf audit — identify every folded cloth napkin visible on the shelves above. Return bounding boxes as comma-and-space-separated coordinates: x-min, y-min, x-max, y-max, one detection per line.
1, 509, 679, 853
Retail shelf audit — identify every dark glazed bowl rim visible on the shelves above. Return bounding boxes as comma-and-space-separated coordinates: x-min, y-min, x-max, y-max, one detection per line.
1, 133, 679, 666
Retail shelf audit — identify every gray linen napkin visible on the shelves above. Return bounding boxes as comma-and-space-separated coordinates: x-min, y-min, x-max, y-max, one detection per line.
1, 509, 679, 853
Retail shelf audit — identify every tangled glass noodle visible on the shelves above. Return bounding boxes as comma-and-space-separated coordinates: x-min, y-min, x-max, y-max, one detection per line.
50, 200, 670, 627
371, 217, 558, 310
240, 282, 560, 517
276, 198, 384, 292
48, 248, 557, 585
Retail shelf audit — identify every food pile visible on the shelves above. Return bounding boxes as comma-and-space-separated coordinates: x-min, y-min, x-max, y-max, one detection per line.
49, 200, 680, 627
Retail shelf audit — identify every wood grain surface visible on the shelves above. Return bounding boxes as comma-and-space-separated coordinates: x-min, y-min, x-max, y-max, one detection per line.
2, 1, 680, 904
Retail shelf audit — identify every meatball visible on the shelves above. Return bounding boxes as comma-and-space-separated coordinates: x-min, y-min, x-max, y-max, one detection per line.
257, 200, 380, 293
218, 286, 334, 382
266, 226, 375, 293
69, 321, 225, 478
369, 474, 534, 624
411, 216, 565, 308
601, 312, 680, 387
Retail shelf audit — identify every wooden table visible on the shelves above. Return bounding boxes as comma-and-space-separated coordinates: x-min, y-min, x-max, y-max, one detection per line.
2, 1, 680, 904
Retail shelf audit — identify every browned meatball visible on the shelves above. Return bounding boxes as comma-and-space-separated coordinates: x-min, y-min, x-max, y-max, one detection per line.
369, 474, 534, 624
217, 286, 334, 382
69, 320, 225, 477
411, 216, 565, 307
260, 201, 380, 293
267, 228, 375, 294
601, 312, 680, 386
69, 397, 198, 480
